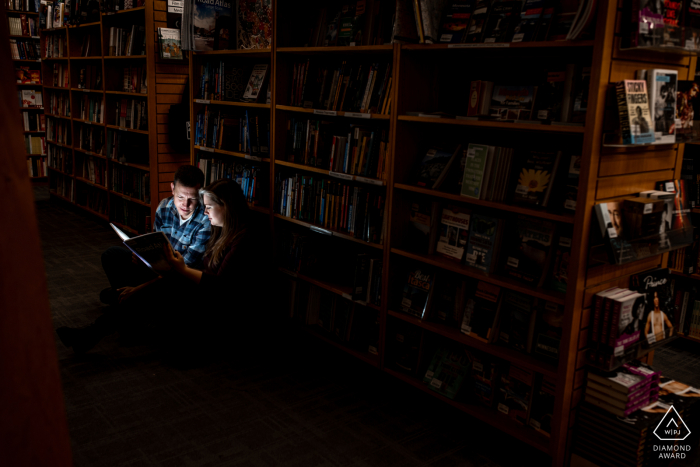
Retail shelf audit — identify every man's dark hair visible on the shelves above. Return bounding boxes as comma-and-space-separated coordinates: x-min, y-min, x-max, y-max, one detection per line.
173, 165, 204, 188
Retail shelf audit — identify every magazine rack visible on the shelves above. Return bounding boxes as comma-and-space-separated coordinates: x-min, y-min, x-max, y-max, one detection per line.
590, 226, 694, 266
621, 24, 700, 56
586, 335, 678, 372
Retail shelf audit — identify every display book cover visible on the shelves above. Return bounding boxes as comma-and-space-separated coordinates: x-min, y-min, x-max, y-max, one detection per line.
460, 143, 493, 200
593, 201, 640, 265
528, 374, 555, 437
676, 76, 700, 142
496, 363, 534, 425
502, 216, 556, 287
636, 68, 678, 145
599, 289, 647, 369
401, 268, 435, 320
435, 204, 470, 262
493, 290, 537, 354
489, 85, 537, 121
464, 213, 504, 273
511, 149, 561, 208
437, 0, 474, 43
630, 267, 676, 347
110, 223, 173, 273
242, 64, 269, 102
414, 144, 462, 190
158, 28, 183, 60
460, 280, 501, 342
615, 80, 655, 145
193, 0, 233, 52
423, 346, 472, 400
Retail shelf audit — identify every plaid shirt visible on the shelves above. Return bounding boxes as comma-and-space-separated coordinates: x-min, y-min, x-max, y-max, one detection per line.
154, 197, 211, 269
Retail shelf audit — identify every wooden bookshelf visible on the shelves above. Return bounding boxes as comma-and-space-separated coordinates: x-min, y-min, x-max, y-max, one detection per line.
7, 5, 45, 179
189, 0, 696, 465
39, 0, 190, 232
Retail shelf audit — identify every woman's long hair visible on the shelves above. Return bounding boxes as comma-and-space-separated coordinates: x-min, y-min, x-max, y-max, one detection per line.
199, 179, 250, 268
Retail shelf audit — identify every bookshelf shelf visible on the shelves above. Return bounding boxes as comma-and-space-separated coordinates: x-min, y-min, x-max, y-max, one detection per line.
402, 40, 595, 51
43, 86, 70, 90
193, 99, 270, 109
24, 130, 46, 134
47, 166, 71, 177
105, 90, 148, 97
44, 113, 71, 119
383, 367, 550, 454
16, 82, 43, 86
277, 45, 393, 54
391, 248, 567, 305
279, 267, 381, 312
194, 145, 270, 162
75, 202, 109, 220
103, 55, 147, 60
274, 214, 384, 250
397, 115, 586, 133
74, 148, 107, 160
303, 326, 380, 368
393, 184, 575, 224
42, 57, 68, 61
108, 159, 150, 171
47, 140, 72, 149
70, 21, 101, 29
275, 105, 390, 119
40, 27, 67, 32
387, 310, 558, 378
73, 118, 105, 125
75, 176, 107, 191
68, 56, 102, 60
105, 125, 148, 135
7, 10, 39, 16
110, 192, 150, 207
194, 48, 271, 57
102, 6, 146, 16
275, 160, 386, 186
13, 59, 42, 63
9, 35, 40, 39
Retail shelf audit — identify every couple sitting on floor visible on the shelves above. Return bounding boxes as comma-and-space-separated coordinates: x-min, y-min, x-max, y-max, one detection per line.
57, 165, 267, 354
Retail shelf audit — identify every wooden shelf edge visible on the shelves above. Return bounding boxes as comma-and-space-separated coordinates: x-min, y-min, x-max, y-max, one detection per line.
277, 45, 393, 53
387, 309, 558, 378
193, 99, 270, 108
391, 248, 566, 305
276, 104, 390, 119
394, 184, 575, 223
398, 115, 586, 133
274, 214, 384, 250
74, 203, 109, 221
402, 40, 594, 50
193, 48, 271, 56
108, 159, 150, 171
279, 267, 381, 311
110, 191, 151, 207
194, 145, 270, 162
383, 367, 551, 454
74, 176, 108, 191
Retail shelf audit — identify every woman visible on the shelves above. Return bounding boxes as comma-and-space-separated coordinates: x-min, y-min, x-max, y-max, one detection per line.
57, 179, 268, 354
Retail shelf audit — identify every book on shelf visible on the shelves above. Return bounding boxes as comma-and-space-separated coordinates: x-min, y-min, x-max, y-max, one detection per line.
437, 0, 472, 43
502, 217, 556, 288
494, 291, 537, 354
15, 66, 41, 85
630, 268, 676, 347
167, 0, 183, 29
392, 321, 421, 372
430, 276, 466, 327
460, 280, 502, 342
108, 26, 146, 57
615, 80, 655, 145
496, 364, 534, 425
636, 68, 678, 145
237, 0, 272, 49
531, 300, 562, 362
528, 375, 555, 436
401, 268, 435, 320
464, 213, 504, 273
192, 0, 233, 52
459, 143, 493, 199
76, 65, 101, 90
408, 200, 440, 255
655, 179, 692, 231
464, 0, 490, 43
470, 350, 502, 407
676, 78, 700, 142
242, 64, 269, 102
547, 227, 571, 293
426, 346, 472, 400
435, 204, 470, 262
511, 149, 560, 207
197, 158, 264, 204
158, 28, 183, 60
414, 145, 462, 190
489, 85, 537, 121
466, 80, 493, 116
481, 0, 521, 43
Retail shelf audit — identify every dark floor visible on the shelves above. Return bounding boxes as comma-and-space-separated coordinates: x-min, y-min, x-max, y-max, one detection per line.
35, 185, 700, 467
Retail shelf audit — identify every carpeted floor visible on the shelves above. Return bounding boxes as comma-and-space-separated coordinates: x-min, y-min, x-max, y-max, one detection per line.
35, 185, 700, 466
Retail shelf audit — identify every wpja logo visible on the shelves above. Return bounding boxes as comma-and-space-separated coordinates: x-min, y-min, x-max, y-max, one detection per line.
652, 405, 692, 459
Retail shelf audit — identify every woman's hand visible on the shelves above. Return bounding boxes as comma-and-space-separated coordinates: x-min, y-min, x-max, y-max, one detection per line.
163, 243, 187, 274
117, 286, 139, 303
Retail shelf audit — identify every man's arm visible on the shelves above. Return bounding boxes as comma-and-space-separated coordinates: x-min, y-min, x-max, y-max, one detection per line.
182, 220, 211, 268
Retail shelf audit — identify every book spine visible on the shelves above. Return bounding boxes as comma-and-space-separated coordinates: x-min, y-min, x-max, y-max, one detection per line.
616, 81, 632, 145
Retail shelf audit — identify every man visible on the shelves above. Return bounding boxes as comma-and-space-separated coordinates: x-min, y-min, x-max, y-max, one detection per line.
100, 165, 211, 304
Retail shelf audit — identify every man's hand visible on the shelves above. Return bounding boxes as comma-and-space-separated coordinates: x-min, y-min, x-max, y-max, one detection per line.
117, 286, 139, 303
163, 243, 186, 274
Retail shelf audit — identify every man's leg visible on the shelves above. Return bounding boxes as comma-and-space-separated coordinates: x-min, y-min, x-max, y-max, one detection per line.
101, 246, 157, 289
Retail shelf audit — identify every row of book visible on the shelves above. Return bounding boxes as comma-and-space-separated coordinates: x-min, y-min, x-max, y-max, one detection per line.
46, 90, 70, 116
15, 65, 41, 84
47, 145, 72, 174
77, 95, 104, 123
574, 376, 699, 467
585, 362, 661, 418
107, 26, 146, 57
78, 156, 106, 186
402, 269, 562, 360
44, 2, 65, 29
109, 196, 150, 234
197, 62, 269, 103
305, 1, 394, 47
22, 111, 45, 132
194, 108, 269, 157
44, 34, 65, 58
23, 135, 46, 155
6, 0, 39, 12
10, 38, 40, 60
76, 187, 107, 216
285, 119, 388, 181
47, 118, 70, 144
392, 334, 555, 437
18, 89, 42, 108
51, 174, 74, 201
7, 13, 38, 36
76, 65, 102, 90
285, 279, 380, 357
110, 165, 150, 203
157, 28, 183, 60
114, 98, 147, 130
196, 158, 264, 205
274, 172, 386, 245
77, 125, 104, 154
289, 60, 392, 115
51, 63, 69, 88
120, 65, 147, 94
280, 232, 383, 306
105, 130, 147, 165
27, 156, 47, 178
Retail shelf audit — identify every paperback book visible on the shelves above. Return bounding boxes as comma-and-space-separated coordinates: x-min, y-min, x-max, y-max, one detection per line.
435, 205, 470, 261
401, 268, 434, 319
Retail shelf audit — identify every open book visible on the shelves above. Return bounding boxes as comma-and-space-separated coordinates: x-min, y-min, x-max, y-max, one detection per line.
110, 224, 173, 273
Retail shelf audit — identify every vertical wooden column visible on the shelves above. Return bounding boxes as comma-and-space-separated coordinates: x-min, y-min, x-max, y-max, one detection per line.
0, 3, 73, 466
